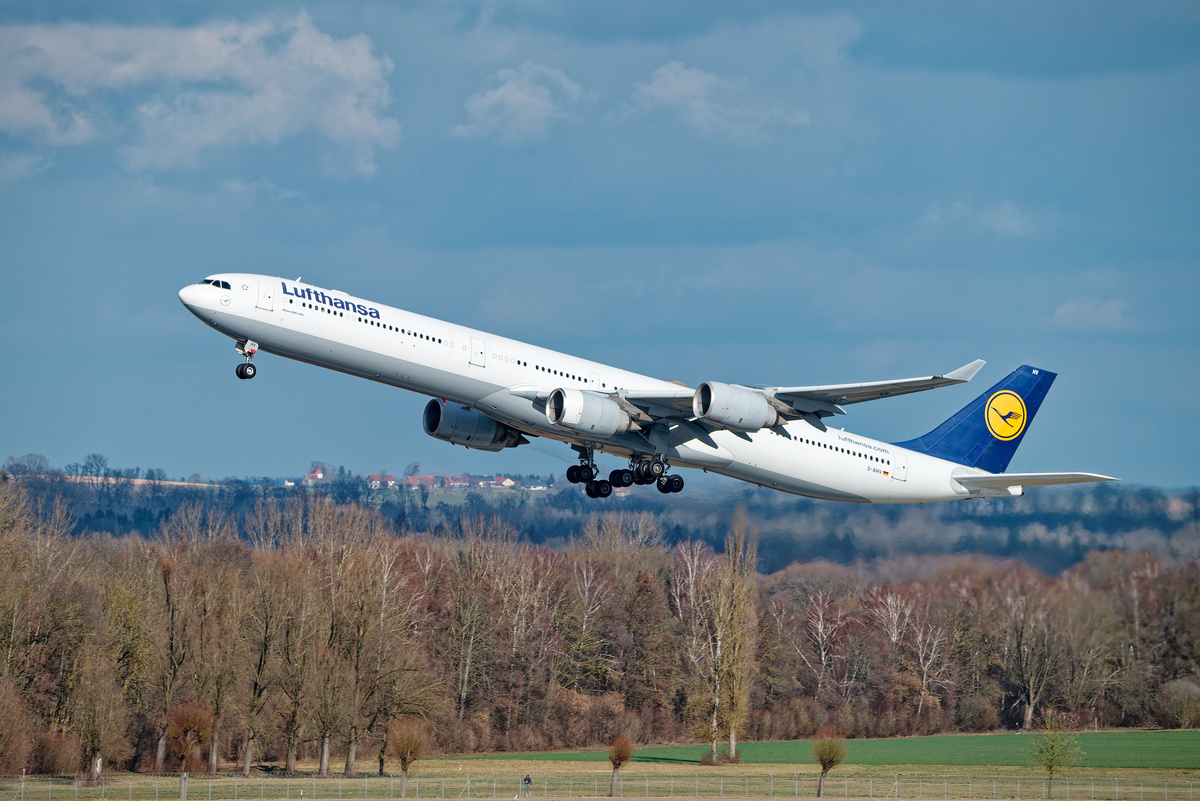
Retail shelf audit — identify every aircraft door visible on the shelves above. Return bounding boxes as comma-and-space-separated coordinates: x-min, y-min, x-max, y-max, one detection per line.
890, 451, 908, 482
256, 282, 274, 312
470, 337, 487, 367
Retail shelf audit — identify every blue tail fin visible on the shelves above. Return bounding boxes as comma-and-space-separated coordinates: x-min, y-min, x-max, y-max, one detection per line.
893, 365, 1056, 473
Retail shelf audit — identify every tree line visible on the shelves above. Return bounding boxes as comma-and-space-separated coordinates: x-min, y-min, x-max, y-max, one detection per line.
0, 477, 1197, 778
6, 452, 1199, 577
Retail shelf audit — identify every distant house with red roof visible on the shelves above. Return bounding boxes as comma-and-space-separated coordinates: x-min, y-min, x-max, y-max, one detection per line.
405, 476, 441, 489
369, 474, 396, 490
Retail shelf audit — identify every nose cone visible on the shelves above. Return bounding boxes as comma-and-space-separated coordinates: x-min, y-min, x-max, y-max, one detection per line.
178, 283, 210, 318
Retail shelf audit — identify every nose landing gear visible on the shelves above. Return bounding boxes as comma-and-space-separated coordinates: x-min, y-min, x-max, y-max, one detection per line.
235, 339, 259, 380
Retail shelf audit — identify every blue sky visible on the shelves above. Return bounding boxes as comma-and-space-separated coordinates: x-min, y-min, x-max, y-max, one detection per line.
1, 2, 1197, 488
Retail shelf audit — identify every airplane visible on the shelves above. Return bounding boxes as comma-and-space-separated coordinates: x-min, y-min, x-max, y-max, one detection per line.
179, 275, 1115, 503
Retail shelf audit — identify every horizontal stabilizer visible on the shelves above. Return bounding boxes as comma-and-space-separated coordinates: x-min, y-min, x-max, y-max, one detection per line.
954, 472, 1118, 490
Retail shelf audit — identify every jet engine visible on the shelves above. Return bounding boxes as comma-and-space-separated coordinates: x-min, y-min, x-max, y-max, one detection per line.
546, 388, 636, 438
693, 382, 781, 431
423, 400, 525, 451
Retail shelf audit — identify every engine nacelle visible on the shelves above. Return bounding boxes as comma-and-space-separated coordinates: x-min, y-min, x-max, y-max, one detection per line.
423, 400, 524, 451
546, 388, 636, 438
693, 382, 781, 431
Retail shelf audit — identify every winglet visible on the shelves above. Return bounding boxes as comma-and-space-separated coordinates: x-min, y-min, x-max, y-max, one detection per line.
944, 359, 986, 383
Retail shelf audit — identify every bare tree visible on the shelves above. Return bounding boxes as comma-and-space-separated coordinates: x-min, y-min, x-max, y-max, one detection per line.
387, 719, 428, 797
276, 547, 321, 772
166, 700, 213, 773
669, 514, 758, 761
811, 729, 847, 798
997, 569, 1059, 729
70, 642, 131, 778
236, 550, 281, 776
718, 516, 758, 761
1027, 711, 1084, 795
607, 734, 635, 797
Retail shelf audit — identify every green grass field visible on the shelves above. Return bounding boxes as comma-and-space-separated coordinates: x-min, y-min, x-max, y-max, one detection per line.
486, 731, 1199, 771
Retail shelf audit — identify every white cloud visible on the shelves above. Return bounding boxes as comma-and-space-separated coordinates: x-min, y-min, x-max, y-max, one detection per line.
631, 61, 808, 144
0, 152, 50, 189
220, 177, 302, 202
451, 62, 584, 144
0, 14, 400, 174
1052, 296, 1130, 332
921, 198, 1052, 238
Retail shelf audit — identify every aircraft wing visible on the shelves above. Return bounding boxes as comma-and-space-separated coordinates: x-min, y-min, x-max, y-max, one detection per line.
618, 387, 695, 421
509, 360, 985, 428
954, 471, 1118, 490
769, 359, 986, 417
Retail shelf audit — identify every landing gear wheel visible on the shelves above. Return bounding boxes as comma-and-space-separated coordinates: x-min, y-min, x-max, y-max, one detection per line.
235, 364, 245, 379
567, 465, 583, 484
578, 465, 596, 482
668, 474, 685, 493
242, 363, 256, 380
585, 481, 598, 498
595, 480, 612, 498
609, 469, 634, 488
657, 476, 673, 494
647, 459, 667, 478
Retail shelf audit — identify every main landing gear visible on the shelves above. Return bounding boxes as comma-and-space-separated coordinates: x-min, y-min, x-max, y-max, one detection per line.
565, 449, 685, 498
234, 339, 258, 380
566, 446, 612, 498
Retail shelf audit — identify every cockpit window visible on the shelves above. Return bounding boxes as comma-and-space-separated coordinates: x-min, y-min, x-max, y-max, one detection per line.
199, 279, 213, 285
219, 280, 231, 289
199, 279, 232, 289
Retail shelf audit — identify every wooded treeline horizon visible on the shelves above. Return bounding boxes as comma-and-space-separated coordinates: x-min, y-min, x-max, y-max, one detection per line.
4, 451, 1199, 577
0, 468, 1197, 778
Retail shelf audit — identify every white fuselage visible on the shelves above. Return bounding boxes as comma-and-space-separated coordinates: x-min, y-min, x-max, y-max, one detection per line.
179, 274, 984, 503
